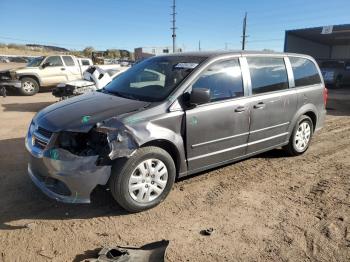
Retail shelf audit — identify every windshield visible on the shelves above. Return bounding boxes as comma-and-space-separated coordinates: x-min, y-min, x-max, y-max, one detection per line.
27, 56, 45, 67
104, 56, 206, 102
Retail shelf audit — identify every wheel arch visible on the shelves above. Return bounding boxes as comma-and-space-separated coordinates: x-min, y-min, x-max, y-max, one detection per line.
141, 139, 182, 177
289, 104, 318, 135
19, 75, 41, 87
303, 111, 317, 131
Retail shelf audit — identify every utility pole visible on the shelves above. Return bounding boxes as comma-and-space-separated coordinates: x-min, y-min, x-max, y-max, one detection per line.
242, 12, 248, 50
171, 0, 177, 53
198, 40, 201, 51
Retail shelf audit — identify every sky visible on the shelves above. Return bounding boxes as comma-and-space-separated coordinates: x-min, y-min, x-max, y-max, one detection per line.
0, 0, 349, 52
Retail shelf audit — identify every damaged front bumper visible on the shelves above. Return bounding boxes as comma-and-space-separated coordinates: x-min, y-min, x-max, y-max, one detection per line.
25, 119, 138, 203
0, 79, 22, 89
27, 149, 111, 203
25, 123, 112, 203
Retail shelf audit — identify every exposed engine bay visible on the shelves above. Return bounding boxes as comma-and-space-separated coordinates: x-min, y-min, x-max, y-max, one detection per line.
53, 118, 140, 165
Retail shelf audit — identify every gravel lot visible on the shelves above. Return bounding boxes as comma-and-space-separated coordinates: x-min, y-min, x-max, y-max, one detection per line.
0, 81, 349, 261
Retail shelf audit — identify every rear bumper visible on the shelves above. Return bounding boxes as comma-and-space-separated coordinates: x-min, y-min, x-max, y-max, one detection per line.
316, 108, 327, 132
0, 79, 22, 88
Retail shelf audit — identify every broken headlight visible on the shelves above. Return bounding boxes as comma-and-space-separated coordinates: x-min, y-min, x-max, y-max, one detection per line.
57, 129, 110, 159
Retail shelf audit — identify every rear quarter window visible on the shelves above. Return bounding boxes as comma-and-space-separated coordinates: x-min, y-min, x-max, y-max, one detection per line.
289, 57, 321, 87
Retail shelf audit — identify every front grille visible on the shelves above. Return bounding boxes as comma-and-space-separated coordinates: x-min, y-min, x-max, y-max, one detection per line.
37, 126, 53, 139
33, 136, 48, 150
31, 125, 53, 150
0, 71, 11, 80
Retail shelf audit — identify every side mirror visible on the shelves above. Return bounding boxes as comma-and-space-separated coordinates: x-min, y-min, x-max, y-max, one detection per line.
190, 88, 210, 105
42, 62, 52, 68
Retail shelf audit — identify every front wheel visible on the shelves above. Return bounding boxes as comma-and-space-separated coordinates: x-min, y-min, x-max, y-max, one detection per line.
109, 146, 176, 212
19, 77, 39, 96
283, 115, 313, 156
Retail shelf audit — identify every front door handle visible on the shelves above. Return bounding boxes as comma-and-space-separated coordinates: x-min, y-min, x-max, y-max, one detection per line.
235, 106, 246, 112
61, 68, 66, 71
253, 102, 266, 109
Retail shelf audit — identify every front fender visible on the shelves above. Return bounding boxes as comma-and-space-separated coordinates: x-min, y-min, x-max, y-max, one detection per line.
18, 73, 42, 86
96, 112, 188, 175
138, 122, 187, 175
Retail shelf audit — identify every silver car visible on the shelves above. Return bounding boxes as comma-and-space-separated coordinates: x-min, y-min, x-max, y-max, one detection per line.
26, 51, 327, 212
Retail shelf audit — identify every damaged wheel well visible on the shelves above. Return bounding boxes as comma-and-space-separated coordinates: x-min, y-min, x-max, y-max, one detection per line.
142, 140, 180, 177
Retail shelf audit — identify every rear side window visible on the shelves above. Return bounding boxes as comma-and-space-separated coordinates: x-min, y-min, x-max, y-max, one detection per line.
247, 57, 289, 95
192, 59, 244, 102
289, 57, 321, 87
62, 56, 75, 66
81, 59, 90, 66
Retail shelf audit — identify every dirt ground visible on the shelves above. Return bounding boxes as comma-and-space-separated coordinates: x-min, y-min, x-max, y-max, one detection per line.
0, 85, 349, 261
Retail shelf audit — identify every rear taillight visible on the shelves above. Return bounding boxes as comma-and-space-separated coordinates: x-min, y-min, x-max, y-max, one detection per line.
323, 86, 328, 107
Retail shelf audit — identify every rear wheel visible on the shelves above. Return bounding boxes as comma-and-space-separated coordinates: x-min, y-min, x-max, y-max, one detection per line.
283, 115, 313, 156
109, 146, 176, 212
19, 77, 39, 96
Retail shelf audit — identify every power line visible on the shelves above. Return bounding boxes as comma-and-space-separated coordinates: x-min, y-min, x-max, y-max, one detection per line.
241, 12, 248, 50
248, 38, 284, 43
171, 0, 177, 53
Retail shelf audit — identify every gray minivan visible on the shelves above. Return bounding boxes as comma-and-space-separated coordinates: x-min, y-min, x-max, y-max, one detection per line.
26, 51, 327, 212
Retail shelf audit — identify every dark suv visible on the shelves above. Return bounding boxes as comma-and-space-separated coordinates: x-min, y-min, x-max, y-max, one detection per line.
26, 51, 327, 212
319, 60, 350, 88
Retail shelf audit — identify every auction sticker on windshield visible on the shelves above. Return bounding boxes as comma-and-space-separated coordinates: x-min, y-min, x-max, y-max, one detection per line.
174, 63, 199, 69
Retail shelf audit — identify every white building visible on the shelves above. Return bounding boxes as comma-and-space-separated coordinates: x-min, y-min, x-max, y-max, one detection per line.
134, 46, 182, 61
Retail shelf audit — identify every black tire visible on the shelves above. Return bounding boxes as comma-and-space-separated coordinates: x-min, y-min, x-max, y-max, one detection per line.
109, 146, 176, 212
283, 115, 314, 156
19, 77, 39, 96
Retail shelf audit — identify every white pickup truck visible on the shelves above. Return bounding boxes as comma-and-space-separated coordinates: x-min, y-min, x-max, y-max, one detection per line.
0, 55, 95, 95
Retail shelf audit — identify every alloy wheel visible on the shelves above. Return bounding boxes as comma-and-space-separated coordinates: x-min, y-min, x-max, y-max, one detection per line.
128, 158, 168, 203
23, 81, 35, 92
294, 121, 311, 152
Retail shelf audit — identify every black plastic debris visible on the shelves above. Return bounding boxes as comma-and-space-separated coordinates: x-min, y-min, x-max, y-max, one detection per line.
0, 86, 6, 97
85, 240, 169, 262
200, 228, 214, 236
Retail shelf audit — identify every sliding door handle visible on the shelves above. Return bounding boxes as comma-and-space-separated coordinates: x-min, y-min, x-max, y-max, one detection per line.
253, 102, 266, 109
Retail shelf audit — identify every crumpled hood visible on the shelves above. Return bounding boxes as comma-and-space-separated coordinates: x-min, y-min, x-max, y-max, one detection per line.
57, 79, 95, 88
12, 66, 40, 74
34, 92, 150, 132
